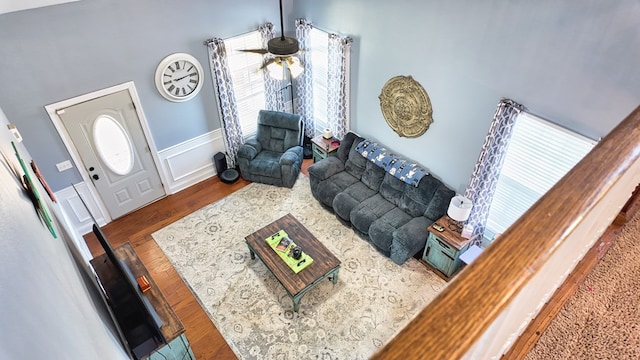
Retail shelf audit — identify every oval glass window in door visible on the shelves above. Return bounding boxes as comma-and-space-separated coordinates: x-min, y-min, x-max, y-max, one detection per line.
92, 114, 134, 175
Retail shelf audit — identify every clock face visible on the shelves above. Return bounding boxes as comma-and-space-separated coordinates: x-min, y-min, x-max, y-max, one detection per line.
155, 53, 204, 102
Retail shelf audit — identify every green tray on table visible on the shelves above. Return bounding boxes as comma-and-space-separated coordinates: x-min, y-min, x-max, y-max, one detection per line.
265, 230, 314, 273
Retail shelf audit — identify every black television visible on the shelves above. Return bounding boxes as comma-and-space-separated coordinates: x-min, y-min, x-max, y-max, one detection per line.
91, 224, 166, 359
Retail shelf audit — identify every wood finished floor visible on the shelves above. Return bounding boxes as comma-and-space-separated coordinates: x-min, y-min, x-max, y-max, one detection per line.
83, 160, 312, 359
83, 157, 632, 359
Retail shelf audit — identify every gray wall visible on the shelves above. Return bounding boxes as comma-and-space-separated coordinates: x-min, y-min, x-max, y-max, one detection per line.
0, 0, 285, 191
1, 0, 639, 194
0, 107, 127, 359
295, 0, 640, 192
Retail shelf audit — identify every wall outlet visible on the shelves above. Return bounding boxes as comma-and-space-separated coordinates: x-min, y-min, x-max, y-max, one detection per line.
56, 160, 73, 172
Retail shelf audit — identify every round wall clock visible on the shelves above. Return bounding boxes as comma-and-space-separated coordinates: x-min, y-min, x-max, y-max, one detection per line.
155, 53, 204, 102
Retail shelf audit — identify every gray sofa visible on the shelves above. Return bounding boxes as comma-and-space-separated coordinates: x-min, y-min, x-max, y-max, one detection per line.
308, 132, 455, 265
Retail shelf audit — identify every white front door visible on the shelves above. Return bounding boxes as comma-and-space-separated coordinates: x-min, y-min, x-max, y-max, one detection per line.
58, 89, 165, 219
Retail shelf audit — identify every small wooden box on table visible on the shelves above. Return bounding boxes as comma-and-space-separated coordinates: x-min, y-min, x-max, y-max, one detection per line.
91, 242, 194, 360
422, 215, 471, 280
311, 134, 339, 163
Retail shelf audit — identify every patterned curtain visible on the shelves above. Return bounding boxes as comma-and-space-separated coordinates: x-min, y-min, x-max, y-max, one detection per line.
463, 98, 526, 244
259, 23, 286, 112
205, 38, 244, 168
327, 33, 353, 140
295, 18, 315, 137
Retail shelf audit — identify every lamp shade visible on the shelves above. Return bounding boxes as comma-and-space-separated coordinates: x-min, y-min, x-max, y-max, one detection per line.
447, 195, 472, 222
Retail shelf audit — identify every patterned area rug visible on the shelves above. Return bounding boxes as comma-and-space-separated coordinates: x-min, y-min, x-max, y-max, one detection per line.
152, 175, 446, 359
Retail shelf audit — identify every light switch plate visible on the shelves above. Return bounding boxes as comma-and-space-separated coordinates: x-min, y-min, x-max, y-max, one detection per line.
56, 160, 73, 172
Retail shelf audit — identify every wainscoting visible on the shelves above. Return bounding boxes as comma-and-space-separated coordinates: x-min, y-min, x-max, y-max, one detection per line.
55, 129, 226, 245
156, 129, 226, 194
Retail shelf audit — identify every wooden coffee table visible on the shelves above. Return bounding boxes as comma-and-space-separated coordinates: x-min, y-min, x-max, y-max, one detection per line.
245, 213, 341, 312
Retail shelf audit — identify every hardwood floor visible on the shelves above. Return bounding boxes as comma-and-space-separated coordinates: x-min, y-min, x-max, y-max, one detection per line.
83, 157, 634, 359
83, 160, 313, 360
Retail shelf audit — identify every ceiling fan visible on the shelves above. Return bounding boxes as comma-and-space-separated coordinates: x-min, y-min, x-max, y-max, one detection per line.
240, 0, 304, 79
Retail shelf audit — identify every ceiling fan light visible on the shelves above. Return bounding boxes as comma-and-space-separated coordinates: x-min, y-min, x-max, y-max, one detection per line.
287, 57, 304, 78
266, 60, 286, 80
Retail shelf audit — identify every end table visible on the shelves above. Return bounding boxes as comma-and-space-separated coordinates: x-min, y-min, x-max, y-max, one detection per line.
311, 134, 339, 163
422, 215, 471, 279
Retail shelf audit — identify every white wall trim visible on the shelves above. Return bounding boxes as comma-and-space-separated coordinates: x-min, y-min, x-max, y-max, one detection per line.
47, 82, 226, 226
53, 128, 225, 235
157, 129, 226, 194
55, 182, 108, 236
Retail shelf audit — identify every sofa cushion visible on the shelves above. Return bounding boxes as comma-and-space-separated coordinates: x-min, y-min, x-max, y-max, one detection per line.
424, 183, 456, 221
369, 207, 413, 255
361, 161, 386, 191
315, 171, 360, 208
399, 174, 441, 217
256, 110, 302, 152
333, 181, 379, 222
379, 173, 405, 206
246, 150, 282, 178
337, 132, 364, 163
350, 194, 396, 235
344, 140, 368, 180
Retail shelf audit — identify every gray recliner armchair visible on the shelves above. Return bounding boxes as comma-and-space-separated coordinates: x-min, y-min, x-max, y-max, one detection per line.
237, 110, 304, 188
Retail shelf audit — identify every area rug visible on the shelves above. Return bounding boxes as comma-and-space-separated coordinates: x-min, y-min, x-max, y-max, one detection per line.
151, 175, 446, 359
525, 209, 640, 359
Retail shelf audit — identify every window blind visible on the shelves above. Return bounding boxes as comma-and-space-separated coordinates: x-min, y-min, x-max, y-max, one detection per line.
309, 28, 329, 134
223, 31, 266, 139
484, 112, 597, 241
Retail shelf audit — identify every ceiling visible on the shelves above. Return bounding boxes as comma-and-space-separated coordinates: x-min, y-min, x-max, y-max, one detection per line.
0, 0, 79, 15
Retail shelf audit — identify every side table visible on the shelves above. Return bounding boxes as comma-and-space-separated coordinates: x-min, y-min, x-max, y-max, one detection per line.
311, 134, 339, 163
422, 215, 471, 280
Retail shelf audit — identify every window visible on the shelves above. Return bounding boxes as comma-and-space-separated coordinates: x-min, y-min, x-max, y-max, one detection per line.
222, 26, 336, 138
223, 31, 266, 139
309, 28, 329, 134
484, 112, 597, 243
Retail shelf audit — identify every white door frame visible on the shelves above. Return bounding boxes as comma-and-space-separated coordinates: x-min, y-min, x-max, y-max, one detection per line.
45, 81, 168, 224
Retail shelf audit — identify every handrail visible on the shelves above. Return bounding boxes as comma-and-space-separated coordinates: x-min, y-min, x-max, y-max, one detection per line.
372, 105, 640, 359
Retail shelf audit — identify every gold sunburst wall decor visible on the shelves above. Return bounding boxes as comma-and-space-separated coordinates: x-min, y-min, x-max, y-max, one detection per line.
379, 75, 433, 138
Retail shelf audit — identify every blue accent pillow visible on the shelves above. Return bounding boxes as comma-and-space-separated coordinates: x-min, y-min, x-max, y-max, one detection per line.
355, 140, 428, 187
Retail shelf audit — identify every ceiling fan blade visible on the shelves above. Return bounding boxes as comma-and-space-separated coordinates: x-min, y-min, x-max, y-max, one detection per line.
238, 48, 269, 55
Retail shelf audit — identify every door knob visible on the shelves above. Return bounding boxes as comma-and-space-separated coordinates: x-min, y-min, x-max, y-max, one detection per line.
92, 174, 99, 180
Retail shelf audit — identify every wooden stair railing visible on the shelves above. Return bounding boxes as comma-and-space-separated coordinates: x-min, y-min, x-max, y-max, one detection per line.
372, 105, 640, 359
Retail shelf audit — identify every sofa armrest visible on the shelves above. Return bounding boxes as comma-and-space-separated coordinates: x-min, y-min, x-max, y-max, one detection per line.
308, 157, 345, 181
237, 138, 261, 161
280, 146, 303, 165
390, 216, 431, 265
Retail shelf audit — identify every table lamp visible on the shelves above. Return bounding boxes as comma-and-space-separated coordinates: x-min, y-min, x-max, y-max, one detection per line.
447, 195, 472, 232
